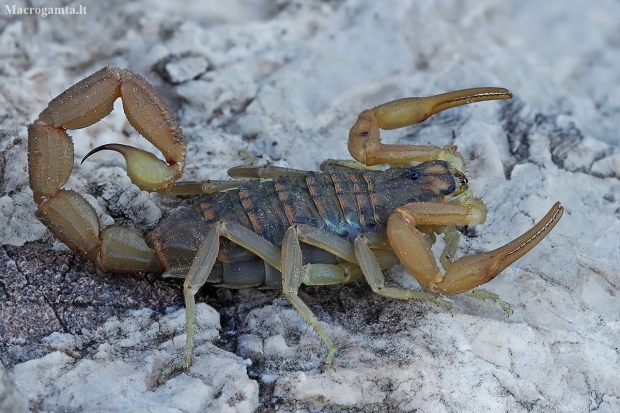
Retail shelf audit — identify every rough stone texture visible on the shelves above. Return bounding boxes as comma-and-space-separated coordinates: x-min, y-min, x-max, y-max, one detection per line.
1, 0, 619, 412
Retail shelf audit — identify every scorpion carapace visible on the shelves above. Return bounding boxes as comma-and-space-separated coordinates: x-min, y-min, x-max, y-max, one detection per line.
28, 67, 564, 384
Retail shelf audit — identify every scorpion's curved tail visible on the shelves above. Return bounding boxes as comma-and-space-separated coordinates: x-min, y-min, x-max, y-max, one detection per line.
28, 67, 187, 272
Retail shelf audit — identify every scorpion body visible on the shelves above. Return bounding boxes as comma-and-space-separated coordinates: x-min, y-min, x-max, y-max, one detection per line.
27, 67, 564, 384
151, 161, 458, 288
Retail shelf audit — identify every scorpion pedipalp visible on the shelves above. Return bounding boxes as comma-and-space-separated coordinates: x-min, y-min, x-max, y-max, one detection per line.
348, 87, 512, 169
387, 200, 564, 296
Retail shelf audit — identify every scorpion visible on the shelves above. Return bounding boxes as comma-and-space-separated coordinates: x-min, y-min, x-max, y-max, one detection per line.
28, 67, 564, 384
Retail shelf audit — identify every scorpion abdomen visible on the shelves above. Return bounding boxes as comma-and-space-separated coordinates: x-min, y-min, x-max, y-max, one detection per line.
150, 162, 456, 288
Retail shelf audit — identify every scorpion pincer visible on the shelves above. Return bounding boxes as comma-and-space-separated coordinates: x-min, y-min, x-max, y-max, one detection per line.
27, 67, 564, 383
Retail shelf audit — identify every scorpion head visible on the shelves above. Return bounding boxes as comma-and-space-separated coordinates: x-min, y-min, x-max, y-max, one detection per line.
402, 160, 467, 198
364, 160, 467, 223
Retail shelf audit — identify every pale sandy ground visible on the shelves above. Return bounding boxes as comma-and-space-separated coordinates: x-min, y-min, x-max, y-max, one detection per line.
1, 0, 619, 412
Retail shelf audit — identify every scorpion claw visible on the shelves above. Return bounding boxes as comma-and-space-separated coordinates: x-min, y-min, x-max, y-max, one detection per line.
83, 143, 182, 192
438, 203, 564, 295
390, 201, 564, 297
348, 87, 512, 166
371, 87, 513, 130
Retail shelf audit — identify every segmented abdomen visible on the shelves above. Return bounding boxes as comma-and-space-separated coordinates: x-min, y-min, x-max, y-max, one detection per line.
151, 169, 389, 289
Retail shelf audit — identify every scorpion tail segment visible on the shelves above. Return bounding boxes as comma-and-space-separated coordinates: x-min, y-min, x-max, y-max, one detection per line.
28, 122, 74, 205
117, 69, 187, 165
348, 87, 511, 167
37, 67, 122, 129
97, 226, 164, 273
36, 190, 164, 272
36, 67, 186, 192
36, 190, 101, 261
29, 68, 183, 269
38, 67, 187, 164
371, 87, 513, 130
82, 144, 182, 192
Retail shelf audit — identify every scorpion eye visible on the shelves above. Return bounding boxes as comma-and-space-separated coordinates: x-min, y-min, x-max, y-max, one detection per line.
359, 131, 368, 137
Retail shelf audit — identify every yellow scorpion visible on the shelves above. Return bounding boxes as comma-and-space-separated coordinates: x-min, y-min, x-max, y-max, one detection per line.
28, 68, 563, 383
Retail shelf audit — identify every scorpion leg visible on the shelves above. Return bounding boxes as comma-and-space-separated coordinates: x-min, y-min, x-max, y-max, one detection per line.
435, 226, 513, 313
463, 289, 513, 314
160, 221, 373, 380
284, 224, 400, 283
348, 87, 513, 169
160, 179, 254, 196
281, 224, 453, 369
156, 164, 302, 195
438, 226, 461, 272
319, 159, 384, 171
386, 200, 564, 308
281, 227, 340, 370
280, 226, 401, 369
158, 220, 281, 384
227, 164, 308, 178
353, 235, 454, 311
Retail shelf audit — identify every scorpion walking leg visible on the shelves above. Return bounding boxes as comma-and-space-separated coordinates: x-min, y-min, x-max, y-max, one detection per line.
353, 235, 454, 311
159, 165, 310, 196
158, 220, 281, 384
463, 289, 513, 314
281, 227, 340, 370
227, 164, 308, 179
278, 225, 405, 369
386, 200, 564, 308
439, 226, 461, 272
284, 224, 399, 285
348, 88, 513, 169
160, 179, 254, 196
280, 224, 456, 369
160, 221, 376, 379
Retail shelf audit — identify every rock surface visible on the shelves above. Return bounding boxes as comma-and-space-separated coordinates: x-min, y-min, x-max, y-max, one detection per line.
1, 0, 619, 412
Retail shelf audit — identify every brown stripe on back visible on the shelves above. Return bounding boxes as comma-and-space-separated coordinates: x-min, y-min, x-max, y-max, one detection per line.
274, 175, 325, 229
238, 181, 288, 246
349, 171, 376, 229
329, 169, 362, 233
305, 172, 348, 236
200, 190, 256, 263
226, 191, 258, 233
362, 171, 394, 228
202, 191, 246, 226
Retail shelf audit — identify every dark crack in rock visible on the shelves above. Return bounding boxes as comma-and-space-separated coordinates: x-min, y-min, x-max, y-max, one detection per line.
500, 99, 611, 178
500, 99, 533, 178
0, 244, 182, 367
